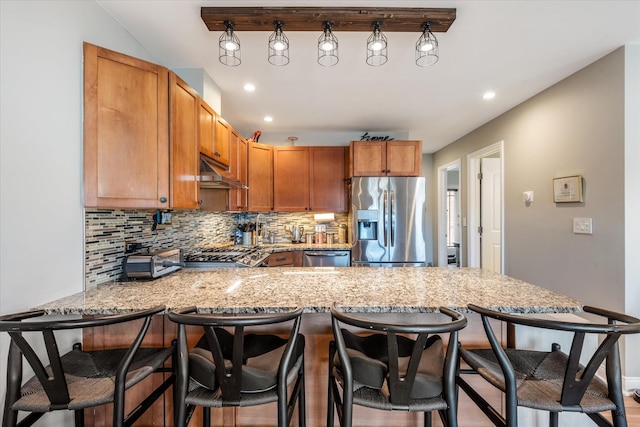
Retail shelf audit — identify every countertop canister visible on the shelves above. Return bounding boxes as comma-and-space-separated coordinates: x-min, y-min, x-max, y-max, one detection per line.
338, 224, 347, 244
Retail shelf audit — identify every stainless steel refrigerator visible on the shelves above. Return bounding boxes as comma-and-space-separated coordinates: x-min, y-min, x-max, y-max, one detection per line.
351, 177, 426, 266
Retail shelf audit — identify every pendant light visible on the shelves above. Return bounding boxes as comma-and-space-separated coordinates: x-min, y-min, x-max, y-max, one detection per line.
366, 21, 387, 66
268, 20, 289, 66
415, 22, 439, 66
219, 20, 241, 66
318, 21, 338, 67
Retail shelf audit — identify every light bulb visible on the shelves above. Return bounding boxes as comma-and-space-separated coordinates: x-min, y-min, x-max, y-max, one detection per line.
320, 40, 334, 51
371, 41, 383, 52
420, 42, 434, 52
225, 41, 239, 51
273, 41, 286, 51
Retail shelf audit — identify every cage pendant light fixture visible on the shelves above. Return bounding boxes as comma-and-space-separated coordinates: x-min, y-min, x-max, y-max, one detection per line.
268, 20, 290, 66
416, 22, 439, 66
219, 20, 241, 66
366, 21, 388, 66
318, 21, 339, 67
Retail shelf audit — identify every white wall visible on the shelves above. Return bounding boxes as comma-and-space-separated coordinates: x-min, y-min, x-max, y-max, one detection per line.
624, 44, 640, 383
0, 1, 154, 422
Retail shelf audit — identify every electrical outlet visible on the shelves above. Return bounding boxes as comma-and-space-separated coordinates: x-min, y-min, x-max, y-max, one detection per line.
573, 218, 593, 234
125, 241, 142, 253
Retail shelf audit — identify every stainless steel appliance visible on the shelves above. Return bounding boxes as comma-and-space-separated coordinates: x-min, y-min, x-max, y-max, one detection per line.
303, 250, 351, 267
351, 177, 426, 266
183, 246, 269, 269
123, 248, 184, 279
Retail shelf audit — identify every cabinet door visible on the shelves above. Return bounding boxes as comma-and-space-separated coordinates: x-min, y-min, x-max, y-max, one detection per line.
310, 146, 346, 212
169, 73, 199, 209
198, 99, 216, 160
228, 130, 248, 211
83, 42, 169, 208
386, 140, 422, 176
273, 146, 310, 211
213, 116, 231, 166
351, 141, 387, 176
247, 142, 273, 212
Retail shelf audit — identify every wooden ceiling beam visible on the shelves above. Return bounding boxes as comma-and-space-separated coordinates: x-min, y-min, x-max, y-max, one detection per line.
201, 7, 456, 33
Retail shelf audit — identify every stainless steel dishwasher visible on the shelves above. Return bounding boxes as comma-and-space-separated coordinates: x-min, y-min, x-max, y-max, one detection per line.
303, 250, 351, 267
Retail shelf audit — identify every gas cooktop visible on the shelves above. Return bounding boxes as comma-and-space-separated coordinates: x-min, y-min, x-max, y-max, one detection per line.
183, 246, 269, 268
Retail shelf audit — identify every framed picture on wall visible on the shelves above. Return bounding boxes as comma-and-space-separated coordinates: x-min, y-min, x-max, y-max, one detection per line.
553, 175, 583, 203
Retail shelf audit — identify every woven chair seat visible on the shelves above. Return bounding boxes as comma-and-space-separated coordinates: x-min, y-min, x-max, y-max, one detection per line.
168, 307, 306, 427
13, 347, 174, 412
331, 368, 449, 412
460, 348, 614, 413
327, 305, 467, 427
186, 355, 303, 408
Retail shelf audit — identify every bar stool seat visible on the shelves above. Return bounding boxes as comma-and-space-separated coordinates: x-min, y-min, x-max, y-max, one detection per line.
457, 304, 640, 427
1, 305, 175, 427
327, 304, 467, 427
168, 306, 306, 427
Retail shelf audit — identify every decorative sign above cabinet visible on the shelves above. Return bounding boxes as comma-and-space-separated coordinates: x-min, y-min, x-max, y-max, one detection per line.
360, 132, 395, 141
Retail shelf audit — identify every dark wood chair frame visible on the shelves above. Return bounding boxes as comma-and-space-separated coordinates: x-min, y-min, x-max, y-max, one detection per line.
167, 306, 306, 427
457, 303, 640, 427
327, 304, 468, 427
0, 305, 175, 427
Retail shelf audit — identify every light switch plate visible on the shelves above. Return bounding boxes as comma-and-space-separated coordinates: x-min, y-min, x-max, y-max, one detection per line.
573, 217, 593, 234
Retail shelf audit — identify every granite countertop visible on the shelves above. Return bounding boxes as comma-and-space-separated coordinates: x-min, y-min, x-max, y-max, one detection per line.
33, 267, 582, 315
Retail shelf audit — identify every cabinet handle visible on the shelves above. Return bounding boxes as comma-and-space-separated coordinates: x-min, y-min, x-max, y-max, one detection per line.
275, 257, 287, 262
160, 197, 168, 203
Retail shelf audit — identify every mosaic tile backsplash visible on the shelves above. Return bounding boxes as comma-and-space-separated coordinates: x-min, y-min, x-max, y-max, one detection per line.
85, 209, 348, 287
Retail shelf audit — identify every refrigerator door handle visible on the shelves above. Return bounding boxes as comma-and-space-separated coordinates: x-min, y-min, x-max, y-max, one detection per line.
383, 190, 388, 247
390, 190, 395, 247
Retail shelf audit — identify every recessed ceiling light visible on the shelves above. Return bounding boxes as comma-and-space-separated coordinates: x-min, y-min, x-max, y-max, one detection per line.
244, 83, 255, 92
264, 116, 273, 122
483, 91, 496, 100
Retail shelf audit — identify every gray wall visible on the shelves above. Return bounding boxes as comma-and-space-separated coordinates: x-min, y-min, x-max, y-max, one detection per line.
433, 46, 640, 381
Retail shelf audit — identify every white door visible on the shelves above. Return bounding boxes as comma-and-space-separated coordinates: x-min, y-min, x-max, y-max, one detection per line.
480, 157, 501, 273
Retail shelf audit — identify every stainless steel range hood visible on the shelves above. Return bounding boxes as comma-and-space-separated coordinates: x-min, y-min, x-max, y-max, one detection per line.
199, 156, 245, 189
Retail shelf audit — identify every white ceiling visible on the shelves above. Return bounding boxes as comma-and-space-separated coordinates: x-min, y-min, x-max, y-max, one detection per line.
97, 0, 640, 153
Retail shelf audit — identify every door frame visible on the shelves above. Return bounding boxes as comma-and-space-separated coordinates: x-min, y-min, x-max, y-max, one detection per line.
467, 141, 504, 271
437, 159, 461, 267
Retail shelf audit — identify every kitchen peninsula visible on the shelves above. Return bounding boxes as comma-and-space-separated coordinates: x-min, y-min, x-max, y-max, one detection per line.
34, 267, 580, 315
31, 267, 582, 426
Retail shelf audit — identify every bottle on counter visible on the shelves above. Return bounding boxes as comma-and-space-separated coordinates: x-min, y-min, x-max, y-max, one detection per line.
314, 224, 326, 244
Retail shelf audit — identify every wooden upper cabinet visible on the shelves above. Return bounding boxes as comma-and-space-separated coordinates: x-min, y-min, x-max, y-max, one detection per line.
169, 72, 200, 209
351, 141, 386, 177
310, 146, 346, 212
350, 140, 422, 177
83, 42, 169, 208
229, 130, 248, 211
198, 99, 216, 160
273, 146, 346, 212
273, 146, 310, 211
247, 142, 274, 212
213, 116, 231, 167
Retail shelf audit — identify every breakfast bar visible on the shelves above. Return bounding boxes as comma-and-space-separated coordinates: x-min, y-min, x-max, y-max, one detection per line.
34, 267, 581, 315
29, 267, 582, 427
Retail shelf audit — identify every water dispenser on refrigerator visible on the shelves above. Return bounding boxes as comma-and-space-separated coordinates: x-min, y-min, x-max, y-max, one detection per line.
356, 210, 378, 240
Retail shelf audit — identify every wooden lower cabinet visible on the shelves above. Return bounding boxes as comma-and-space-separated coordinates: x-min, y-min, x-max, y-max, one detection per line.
84, 312, 501, 426
264, 251, 303, 267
